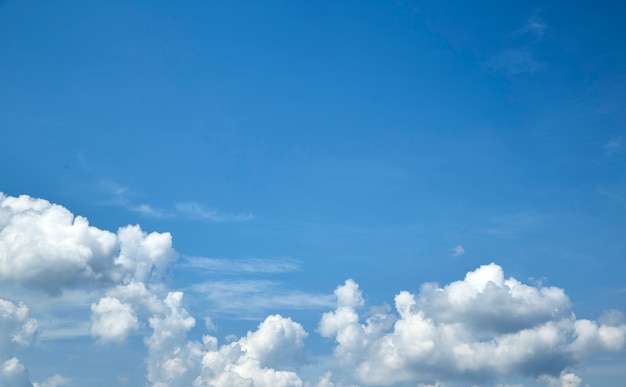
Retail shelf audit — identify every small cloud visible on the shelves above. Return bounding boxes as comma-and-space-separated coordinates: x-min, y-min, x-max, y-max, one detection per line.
175, 201, 253, 222
33, 375, 71, 387
131, 204, 173, 219
605, 137, 623, 156
95, 179, 132, 206
130, 201, 252, 222
511, 10, 548, 39
451, 245, 465, 257
523, 14, 548, 37
203, 316, 217, 332
487, 11, 548, 76
486, 49, 543, 75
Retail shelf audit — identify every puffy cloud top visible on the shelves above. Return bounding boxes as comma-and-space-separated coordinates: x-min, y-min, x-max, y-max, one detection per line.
90, 297, 139, 343
319, 263, 626, 386
0, 193, 177, 294
418, 263, 572, 333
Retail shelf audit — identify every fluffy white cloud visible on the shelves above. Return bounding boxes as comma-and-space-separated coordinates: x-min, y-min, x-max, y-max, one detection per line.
540, 371, 584, 387
3, 193, 625, 387
145, 292, 200, 387
115, 225, 178, 283
194, 315, 307, 387
1, 357, 32, 387
0, 193, 177, 294
417, 263, 572, 333
33, 375, 70, 387
0, 299, 38, 354
0, 298, 38, 387
90, 297, 139, 343
318, 264, 626, 386
142, 291, 307, 387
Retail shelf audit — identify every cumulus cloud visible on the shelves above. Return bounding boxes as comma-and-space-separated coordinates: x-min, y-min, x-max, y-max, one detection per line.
143, 291, 307, 387
90, 297, 139, 343
318, 263, 626, 386
540, 371, 584, 387
1, 357, 32, 387
33, 375, 70, 387
0, 298, 38, 387
194, 315, 307, 387
0, 194, 119, 293
145, 292, 200, 387
0, 193, 178, 294
2, 193, 625, 387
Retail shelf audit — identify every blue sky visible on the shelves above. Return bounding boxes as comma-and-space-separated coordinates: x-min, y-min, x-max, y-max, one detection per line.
1, 1, 625, 386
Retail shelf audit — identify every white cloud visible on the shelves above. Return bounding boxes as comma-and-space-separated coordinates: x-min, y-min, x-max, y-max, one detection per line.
175, 202, 253, 222
1, 357, 32, 387
540, 371, 584, 387
418, 263, 572, 333
128, 200, 253, 222
115, 225, 178, 283
191, 280, 334, 318
487, 12, 548, 76
605, 136, 623, 156
33, 375, 70, 387
132, 204, 173, 219
0, 193, 178, 294
451, 245, 465, 257
487, 49, 543, 75
318, 264, 626, 386
517, 13, 548, 38
90, 297, 139, 343
143, 291, 307, 387
145, 292, 201, 387
194, 315, 307, 387
0, 299, 38, 387
181, 256, 300, 274
2, 192, 625, 387
239, 314, 308, 368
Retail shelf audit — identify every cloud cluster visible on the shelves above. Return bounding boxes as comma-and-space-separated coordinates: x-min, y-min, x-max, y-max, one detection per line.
1, 193, 625, 386
0, 193, 177, 295
318, 263, 626, 386
141, 291, 308, 387
0, 299, 37, 387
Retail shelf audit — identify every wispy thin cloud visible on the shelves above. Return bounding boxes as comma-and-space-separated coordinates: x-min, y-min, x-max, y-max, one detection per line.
190, 280, 335, 318
175, 201, 254, 222
95, 179, 132, 206
486, 49, 543, 75
514, 12, 548, 38
94, 180, 253, 222
131, 204, 173, 219
451, 245, 465, 257
605, 136, 623, 156
180, 256, 300, 274
130, 202, 253, 222
486, 11, 548, 76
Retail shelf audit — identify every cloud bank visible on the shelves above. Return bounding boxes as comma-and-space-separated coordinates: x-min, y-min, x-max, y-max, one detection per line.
318, 264, 626, 386
1, 192, 625, 386
0, 193, 177, 295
